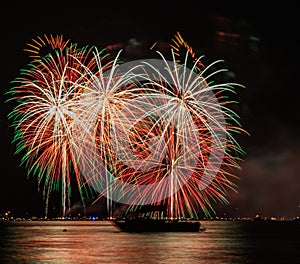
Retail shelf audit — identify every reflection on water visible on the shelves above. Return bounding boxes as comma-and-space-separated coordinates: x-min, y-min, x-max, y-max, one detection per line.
0, 220, 299, 263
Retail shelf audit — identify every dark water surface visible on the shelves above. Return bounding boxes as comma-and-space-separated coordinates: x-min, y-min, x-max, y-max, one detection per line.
0, 220, 299, 263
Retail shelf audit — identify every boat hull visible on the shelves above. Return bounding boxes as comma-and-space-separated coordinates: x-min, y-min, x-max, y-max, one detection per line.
112, 219, 201, 232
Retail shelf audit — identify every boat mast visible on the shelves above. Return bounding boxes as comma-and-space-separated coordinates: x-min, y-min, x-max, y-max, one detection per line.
169, 123, 178, 220
170, 164, 174, 219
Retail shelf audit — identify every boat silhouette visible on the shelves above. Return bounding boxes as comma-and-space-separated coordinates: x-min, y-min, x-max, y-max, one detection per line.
112, 205, 203, 232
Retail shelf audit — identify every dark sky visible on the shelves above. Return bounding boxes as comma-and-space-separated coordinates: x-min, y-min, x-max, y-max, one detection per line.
1, 4, 299, 219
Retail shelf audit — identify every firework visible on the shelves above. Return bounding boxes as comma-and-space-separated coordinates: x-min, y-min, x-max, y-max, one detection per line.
110, 49, 246, 219
6, 36, 107, 217
68, 47, 146, 218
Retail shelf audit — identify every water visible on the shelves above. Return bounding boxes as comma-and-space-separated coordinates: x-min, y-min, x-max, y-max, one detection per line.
0, 220, 299, 263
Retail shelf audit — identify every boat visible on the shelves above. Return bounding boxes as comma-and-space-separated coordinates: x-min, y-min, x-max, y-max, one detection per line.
112, 218, 201, 232
111, 205, 203, 232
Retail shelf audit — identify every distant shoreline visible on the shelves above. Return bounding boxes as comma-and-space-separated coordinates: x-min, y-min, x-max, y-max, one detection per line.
1, 216, 300, 222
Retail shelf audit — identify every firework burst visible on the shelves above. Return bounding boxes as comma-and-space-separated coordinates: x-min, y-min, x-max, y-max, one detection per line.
109, 49, 247, 219
6, 37, 107, 217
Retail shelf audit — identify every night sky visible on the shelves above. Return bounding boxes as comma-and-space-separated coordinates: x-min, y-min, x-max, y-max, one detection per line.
1, 4, 299, 219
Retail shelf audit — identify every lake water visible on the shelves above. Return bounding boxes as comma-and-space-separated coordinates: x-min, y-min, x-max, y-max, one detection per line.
0, 220, 299, 263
